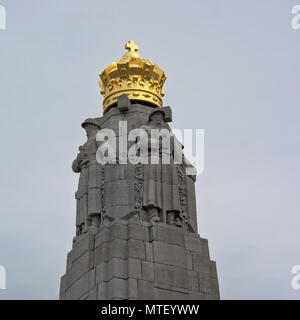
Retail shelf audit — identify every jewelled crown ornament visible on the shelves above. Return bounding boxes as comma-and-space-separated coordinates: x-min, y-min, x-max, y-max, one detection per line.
98, 40, 167, 113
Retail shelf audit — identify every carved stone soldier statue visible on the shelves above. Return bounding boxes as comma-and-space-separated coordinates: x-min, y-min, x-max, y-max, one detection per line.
139, 109, 182, 223
72, 118, 102, 235
60, 41, 220, 301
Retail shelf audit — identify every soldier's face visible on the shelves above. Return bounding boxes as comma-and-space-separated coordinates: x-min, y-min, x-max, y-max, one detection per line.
150, 208, 158, 215
85, 124, 98, 137
151, 112, 164, 125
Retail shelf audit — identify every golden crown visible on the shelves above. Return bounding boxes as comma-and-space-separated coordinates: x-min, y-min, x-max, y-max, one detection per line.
99, 40, 167, 113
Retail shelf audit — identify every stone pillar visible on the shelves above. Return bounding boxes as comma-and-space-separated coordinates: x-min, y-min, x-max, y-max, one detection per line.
60, 220, 219, 300
60, 102, 220, 300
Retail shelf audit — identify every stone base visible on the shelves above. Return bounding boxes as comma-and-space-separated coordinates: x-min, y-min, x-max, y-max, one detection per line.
59, 220, 220, 300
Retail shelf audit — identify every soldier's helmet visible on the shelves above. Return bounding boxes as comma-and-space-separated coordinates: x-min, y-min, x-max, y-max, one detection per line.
149, 109, 166, 120
81, 118, 101, 129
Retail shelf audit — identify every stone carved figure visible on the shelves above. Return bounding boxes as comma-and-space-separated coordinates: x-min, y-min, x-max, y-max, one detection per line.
167, 209, 189, 229
72, 118, 103, 235
139, 109, 183, 223
146, 205, 161, 222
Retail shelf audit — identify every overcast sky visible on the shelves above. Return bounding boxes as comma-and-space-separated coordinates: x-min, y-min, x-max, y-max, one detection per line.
0, 0, 299, 299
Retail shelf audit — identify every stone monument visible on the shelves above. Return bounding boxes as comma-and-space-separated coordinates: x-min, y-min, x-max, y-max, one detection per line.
59, 40, 220, 300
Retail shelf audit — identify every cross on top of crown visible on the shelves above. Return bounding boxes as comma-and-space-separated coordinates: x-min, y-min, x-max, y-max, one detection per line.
125, 40, 139, 53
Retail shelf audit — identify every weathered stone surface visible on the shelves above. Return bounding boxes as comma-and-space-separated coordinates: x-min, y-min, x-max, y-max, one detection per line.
150, 224, 185, 246
201, 238, 210, 258
128, 278, 138, 299
128, 258, 142, 279
153, 241, 187, 269
95, 237, 129, 265
96, 257, 128, 283
59, 274, 68, 295
155, 281, 172, 291
60, 102, 220, 300
107, 278, 128, 300
185, 175, 197, 230
187, 270, 199, 291
198, 272, 212, 293
209, 261, 218, 278
145, 242, 153, 262
128, 222, 149, 242
192, 253, 210, 273
186, 252, 193, 270
128, 239, 145, 260
70, 235, 95, 262
171, 290, 189, 300
105, 180, 131, 206
185, 234, 203, 253
154, 287, 170, 299
111, 222, 128, 241
117, 94, 131, 113
171, 286, 189, 294
94, 242, 109, 265
67, 250, 94, 287
95, 223, 128, 248
95, 227, 110, 248
154, 263, 189, 289
89, 267, 96, 289
61, 219, 219, 300
161, 106, 172, 123
106, 205, 133, 220
204, 293, 219, 300
137, 279, 154, 300
97, 282, 107, 299
109, 238, 129, 260
210, 278, 220, 299
66, 272, 89, 300
66, 252, 72, 271
141, 261, 154, 282
87, 286, 97, 300
189, 291, 205, 299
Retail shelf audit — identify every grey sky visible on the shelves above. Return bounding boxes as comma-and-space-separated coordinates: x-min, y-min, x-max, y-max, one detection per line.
0, 0, 299, 299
